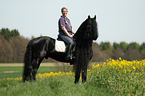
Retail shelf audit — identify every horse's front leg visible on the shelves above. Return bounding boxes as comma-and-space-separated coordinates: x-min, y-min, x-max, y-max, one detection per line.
74, 71, 81, 84
74, 63, 81, 84
82, 64, 88, 82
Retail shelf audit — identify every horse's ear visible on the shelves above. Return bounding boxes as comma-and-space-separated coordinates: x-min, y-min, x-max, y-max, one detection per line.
88, 15, 90, 19
94, 15, 96, 20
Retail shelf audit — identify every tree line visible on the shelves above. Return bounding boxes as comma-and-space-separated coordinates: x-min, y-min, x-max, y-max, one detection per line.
92, 42, 145, 62
0, 28, 145, 63
0, 28, 29, 62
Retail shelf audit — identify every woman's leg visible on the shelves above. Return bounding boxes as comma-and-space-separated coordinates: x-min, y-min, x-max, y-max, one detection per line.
59, 35, 74, 59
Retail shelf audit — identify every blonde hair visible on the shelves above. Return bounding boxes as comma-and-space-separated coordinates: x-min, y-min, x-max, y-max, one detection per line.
61, 7, 68, 13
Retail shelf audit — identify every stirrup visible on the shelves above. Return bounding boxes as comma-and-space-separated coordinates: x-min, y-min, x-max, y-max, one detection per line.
65, 55, 71, 61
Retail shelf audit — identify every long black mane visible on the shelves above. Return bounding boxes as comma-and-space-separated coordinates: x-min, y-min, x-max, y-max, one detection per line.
73, 15, 98, 83
23, 15, 98, 83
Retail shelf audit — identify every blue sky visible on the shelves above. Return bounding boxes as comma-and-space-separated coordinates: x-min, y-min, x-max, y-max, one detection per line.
0, 0, 145, 44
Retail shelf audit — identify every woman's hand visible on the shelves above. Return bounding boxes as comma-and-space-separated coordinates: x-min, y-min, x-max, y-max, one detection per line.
69, 35, 73, 38
62, 26, 73, 38
72, 29, 75, 34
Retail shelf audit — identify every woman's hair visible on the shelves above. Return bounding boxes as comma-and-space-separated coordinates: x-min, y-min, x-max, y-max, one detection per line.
61, 7, 68, 13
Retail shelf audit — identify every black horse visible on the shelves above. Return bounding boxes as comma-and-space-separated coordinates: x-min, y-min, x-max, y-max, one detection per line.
23, 15, 98, 83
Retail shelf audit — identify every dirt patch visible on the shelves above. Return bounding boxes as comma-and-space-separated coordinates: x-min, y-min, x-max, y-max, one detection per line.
0, 64, 23, 67
3, 71, 20, 73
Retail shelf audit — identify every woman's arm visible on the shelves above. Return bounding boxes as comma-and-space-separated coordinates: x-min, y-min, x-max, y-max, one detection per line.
72, 29, 75, 34
62, 27, 73, 38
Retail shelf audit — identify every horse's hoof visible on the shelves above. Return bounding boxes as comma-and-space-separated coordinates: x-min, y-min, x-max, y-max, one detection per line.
70, 62, 73, 65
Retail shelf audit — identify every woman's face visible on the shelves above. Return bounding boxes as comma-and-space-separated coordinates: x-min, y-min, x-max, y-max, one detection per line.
62, 9, 68, 17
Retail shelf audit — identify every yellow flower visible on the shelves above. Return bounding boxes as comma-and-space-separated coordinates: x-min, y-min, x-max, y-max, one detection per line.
136, 73, 139, 75
87, 69, 90, 72
118, 64, 122, 69
123, 69, 126, 73
119, 57, 122, 60
133, 66, 136, 71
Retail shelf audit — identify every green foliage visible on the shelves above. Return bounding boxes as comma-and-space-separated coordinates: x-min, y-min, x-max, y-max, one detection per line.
113, 42, 120, 49
0, 28, 20, 41
127, 42, 140, 50
89, 59, 145, 95
139, 43, 145, 54
31, 36, 35, 39
100, 42, 113, 50
119, 42, 128, 52
0, 28, 11, 41
10, 29, 20, 37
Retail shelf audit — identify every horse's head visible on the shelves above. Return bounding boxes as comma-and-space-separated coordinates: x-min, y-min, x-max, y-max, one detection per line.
74, 15, 98, 43
85, 15, 98, 40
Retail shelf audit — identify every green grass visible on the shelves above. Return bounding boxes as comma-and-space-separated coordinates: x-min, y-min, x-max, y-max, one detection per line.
0, 66, 22, 72
0, 75, 114, 96
3, 60, 144, 95
0, 62, 114, 96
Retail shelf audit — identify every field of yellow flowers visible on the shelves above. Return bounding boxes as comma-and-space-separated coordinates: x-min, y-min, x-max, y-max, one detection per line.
90, 58, 145, 95
1, 58, 145, 95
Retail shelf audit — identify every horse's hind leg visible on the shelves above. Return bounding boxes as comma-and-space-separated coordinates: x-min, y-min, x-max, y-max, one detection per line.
32, 59, 37, 80
25, 63, 33, 82
32, 58, 43, 81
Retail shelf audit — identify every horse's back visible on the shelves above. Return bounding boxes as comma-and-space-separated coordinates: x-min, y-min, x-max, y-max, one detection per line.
28, 36, 55, 58
30, 36, 54, 44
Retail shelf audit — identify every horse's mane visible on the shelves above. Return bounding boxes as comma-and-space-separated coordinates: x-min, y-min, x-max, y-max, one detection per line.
74, 15, 98, 44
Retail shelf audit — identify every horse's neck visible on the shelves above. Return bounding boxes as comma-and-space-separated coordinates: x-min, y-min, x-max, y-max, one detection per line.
76, 40, 92, 47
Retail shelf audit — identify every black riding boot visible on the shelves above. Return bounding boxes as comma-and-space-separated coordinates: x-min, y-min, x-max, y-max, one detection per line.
65, 44, 73, 60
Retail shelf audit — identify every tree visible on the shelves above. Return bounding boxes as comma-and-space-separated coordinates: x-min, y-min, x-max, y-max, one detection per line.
119, 42, 128, 52
31, 36, 35, 39
10, 29, 20, 37
92, 43, 109, 62
127, 42, 139, 50
99, 42, 113, 50
0, 35, 13, 62
124, 49, 142, 60
0, 28, 20, 41
113, 48, 125, 59
139, 42, 145, 58
10, 36, 29, 62
0, 28, 11, 41
113, 42, 120, 49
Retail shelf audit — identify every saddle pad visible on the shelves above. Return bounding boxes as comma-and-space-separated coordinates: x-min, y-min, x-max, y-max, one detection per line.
55, 40, 66, 52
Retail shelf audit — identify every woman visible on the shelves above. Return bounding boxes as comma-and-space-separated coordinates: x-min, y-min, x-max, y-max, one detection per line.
58, 7, 75, 60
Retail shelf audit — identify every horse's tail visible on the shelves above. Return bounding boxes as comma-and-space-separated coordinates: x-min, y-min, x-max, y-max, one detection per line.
23, 41, 32, 82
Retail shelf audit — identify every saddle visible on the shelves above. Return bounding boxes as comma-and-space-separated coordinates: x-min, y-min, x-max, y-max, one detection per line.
55, 36, 66, 52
